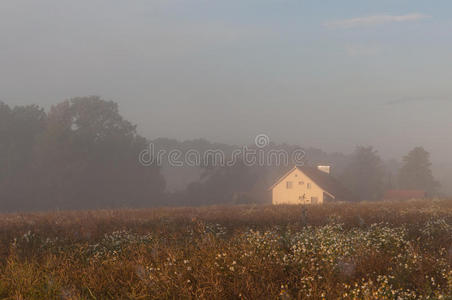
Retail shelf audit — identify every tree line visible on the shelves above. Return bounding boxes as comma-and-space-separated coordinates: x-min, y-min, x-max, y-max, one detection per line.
157, 141, 440, 205
0, 97, 440, 211
340, 146, 439, 201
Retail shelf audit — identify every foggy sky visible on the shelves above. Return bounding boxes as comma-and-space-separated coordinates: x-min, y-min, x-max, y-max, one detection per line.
1, 0, 452, 164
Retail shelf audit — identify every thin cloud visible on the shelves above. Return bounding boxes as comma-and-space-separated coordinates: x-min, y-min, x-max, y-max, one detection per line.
325, 13, 430, 29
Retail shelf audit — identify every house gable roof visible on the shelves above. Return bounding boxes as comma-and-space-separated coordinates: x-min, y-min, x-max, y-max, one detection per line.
269, 165, 355, 201
268, 166, 299, 191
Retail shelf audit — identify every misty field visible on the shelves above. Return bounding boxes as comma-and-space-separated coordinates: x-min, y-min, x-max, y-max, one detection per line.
0, 200, 451, 299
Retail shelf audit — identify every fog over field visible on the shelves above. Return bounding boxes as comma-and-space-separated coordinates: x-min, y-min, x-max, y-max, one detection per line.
1, 0, 452, 198
2, 2, 452, 299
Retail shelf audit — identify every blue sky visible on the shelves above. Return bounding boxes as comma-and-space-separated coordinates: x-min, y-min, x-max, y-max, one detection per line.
1, 0, 452, 164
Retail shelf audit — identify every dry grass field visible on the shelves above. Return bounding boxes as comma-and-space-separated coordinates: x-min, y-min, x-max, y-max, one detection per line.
0, 200, 451, 299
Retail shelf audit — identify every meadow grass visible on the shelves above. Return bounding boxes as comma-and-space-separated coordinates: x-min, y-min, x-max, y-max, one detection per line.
0, 199, 451, 299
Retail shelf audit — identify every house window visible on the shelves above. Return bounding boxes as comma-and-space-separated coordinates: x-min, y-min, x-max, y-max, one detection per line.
286, 181, 293, 189
299, 181, 304, 185
311, 197, 319, 204
307, 183, 311, 189
299, 194, 305, 200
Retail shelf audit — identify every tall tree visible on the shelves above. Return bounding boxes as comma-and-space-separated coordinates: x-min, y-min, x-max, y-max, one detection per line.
0, 102, 47, 210
0, 97, 167, 211
341, 146, 384, 201
398, 147, 439, 195
0, 102, 46, 177
32, 96, 166, 209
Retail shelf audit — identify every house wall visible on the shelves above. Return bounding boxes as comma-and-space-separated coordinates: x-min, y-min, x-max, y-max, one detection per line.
272, 168, 325, 205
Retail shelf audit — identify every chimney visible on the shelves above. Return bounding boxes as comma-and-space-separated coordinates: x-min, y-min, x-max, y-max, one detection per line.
317, 165, 331, 174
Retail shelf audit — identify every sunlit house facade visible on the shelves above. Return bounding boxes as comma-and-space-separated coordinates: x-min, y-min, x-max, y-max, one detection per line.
270, 165, 352, 205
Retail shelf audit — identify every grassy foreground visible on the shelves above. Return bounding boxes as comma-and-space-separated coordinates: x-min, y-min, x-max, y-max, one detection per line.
0, 200, 451, 299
